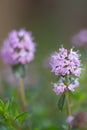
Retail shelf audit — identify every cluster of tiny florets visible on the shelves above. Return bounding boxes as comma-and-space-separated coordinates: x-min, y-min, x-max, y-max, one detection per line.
50, 47, 81, 77
1, 29, 36, 65
53, 78, 79, 95
50, 47, 81, 95
52, 82, 66, 95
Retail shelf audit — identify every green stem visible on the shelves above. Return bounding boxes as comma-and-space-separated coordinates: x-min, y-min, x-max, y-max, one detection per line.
19, 76, 27, 111
65, 76, 71, 130
66, 90, 71, 130
19, 77, 30, 129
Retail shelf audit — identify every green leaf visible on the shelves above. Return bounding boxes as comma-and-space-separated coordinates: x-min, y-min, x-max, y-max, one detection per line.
0, 99, 4, 112
5, 100, 9, 112
58, 93, 66, 111
15, 112, 28, 123
8, 98, 19, 118
0, 99, 4, 107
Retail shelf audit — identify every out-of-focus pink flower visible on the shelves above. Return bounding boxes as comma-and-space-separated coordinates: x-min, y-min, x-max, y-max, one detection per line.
67, 112, 87, 129
66, 115, 74, 124
1, 29, 36, 65
72, 29, 87, 47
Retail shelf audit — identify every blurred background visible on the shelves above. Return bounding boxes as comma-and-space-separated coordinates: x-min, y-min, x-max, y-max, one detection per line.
0, 0, 87, 129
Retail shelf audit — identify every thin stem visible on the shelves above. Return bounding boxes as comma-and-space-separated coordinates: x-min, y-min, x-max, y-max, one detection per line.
19, 76, 27, 111
65, 76, 71, 130
66, 90, 71, 130
19, 77, 30, 129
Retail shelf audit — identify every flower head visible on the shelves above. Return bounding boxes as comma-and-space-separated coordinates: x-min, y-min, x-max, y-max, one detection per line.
50, 46, 81, 95
67, 112, 87, 129
66, 115, 74, 125
1, 29, 36, 65
50, 47, 81, 77
72, 29, 87, 47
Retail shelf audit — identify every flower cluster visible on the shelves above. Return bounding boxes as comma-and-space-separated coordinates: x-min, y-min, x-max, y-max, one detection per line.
1, 29, 36, 65
53, 82, 66, 95
66, 112, 87, 129
72, 29, 87, 47
53, 78, 79, 95
50, 47, 81, 95
50, 47, 81, 76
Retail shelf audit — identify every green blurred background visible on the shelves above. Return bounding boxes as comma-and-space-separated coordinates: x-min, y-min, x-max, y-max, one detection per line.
0, 0, 87, 129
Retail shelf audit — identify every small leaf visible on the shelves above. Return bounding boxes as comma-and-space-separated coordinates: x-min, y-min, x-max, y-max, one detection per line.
0, 99, 4, 107
0, 99, 4, 112
5, 100, 9, 112
58, 93, 66, 111
15, 112, 28, 123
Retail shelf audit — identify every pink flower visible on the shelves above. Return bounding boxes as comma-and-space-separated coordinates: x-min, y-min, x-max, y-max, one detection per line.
72, 29, 87, 47
50, 47, 81, 77
67, 112, 87, 129
50, 46, 81, 95
1, 29, 36, 65
66, 115, 74, 124
52, 82, 66, 95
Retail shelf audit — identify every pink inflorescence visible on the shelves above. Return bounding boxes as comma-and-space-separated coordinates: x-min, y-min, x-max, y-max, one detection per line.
50, 46, 81, 95
52, 82, 66, 95
50, 47, 81, 76
66, 112, 87, 129
1, 29, 36, 65
72, 29, 87, 47
66, 115, 74, 125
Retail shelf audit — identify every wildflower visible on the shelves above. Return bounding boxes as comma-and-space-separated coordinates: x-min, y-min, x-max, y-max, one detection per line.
49, 46, 81, 94
50, 46, 82, 129
66, 115, 74, 124
53, 82, 66, 95
1, 29, 36, 65
50, 47, 81, 77
72, 29, 87, 47
1, 29, 36, 111
67, 112, 87, 129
